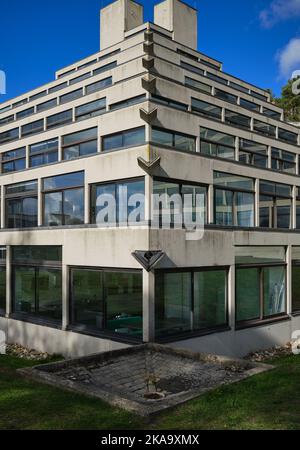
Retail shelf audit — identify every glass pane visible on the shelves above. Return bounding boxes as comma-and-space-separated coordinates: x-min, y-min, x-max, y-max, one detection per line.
155, 272, 192, 336
80, 140, 97, 156
152, 128, 173, 147
235, 247, 286, 264
0, 267, 6, 313
236, 268, 260, 322
63, 146, 80, 160
6, 197, 38, 229
236, 192, 254, 227
37, 268, 62, 322
214, 172, 254, 191
92, 183, 116, 225
12, 246, 62, 263
123, 127, 145, 147
30, 139, 58, 155
292, 266, 300, 312
263, 266, 286, 317
104, 271, 142, 337
62, 128, 97, 146
102, 133, 123, 151
276, 198, 291, 229
3, 159, 26, 173
72, 269, 104, 330
63, 188, 84, 225
181, 185, 207, 225
44, 192, 63, 226
153, 180, 180, 225
174, 134, 195, 152
200, 128, 235, 148
194, 270, 227, 330
14, 267, 36, 314
6, 180, 37, 195
43, 171, 84, 190
192, 99, 222, 119
215, 189, 233, 226
259, 195, 273, 228
30, 151, 58, 167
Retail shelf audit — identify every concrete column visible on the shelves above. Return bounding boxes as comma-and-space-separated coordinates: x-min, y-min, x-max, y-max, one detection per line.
145, 123, 151, 143
267, 145, 272, 169
37, 178, 43, 227
25, 144, 30, 169
292, 185, 297, 230
84, 182, 90, 224
208, 184, 214, 224
144, 174, 153, 224
296, 154, 299, 176
228, 264, 235, 329
255, 178, 260, 227
235, 137, 239, 161
0, 185, 5, 229
196, 136, 200, 153
143, 269, 155, 342
62, 263, 69, 331
286, 245, 292, 315
5, 246, 12, 318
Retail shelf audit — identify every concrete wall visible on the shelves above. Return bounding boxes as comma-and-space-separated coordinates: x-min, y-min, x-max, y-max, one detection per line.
100, 0, 143, 50
154, 0, 197, 50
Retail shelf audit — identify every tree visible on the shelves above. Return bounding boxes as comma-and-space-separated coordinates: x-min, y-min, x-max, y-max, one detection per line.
275, 77, 300, 122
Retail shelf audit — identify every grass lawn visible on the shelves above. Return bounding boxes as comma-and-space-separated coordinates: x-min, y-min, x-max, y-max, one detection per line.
0, 353, 300, 430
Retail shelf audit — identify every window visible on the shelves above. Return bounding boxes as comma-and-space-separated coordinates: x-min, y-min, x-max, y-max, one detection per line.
229, 81, 249, 94
91, 178, 145, 226
0, 115, 14, 126
200, 127, 235, 160
13, 99, 28, 108
236, 247, 286, 326
110, 95, 146, 111
151, 95, 188, 111
102, 127, 145, 151
152, 179, 207, 227
239, 139, 268, 168
93, 61, 117, 76
278, 128, 298, 145
271, 148, 296, 174
152, 127, 196, 152
259, 181, 292, 229
43, 172, 84, 226
12, 246, 62, 324
191, 98, 222, 120
46, 110, 72, 129
37, 98, 58, 112
0, 127, 19, 144
263, 108, 281, 120
16, 107, 34, 120
251, 91, 268, 101
21, 119, 44, 137
155, 268, 227, 337
30, 139, 59, 167
240, 98, 260, 112
48, 82, 68, 93
70, 267, 142, 338
69, 72, 91, 85
58, 68, 76, 78
185, 77, 211, 95
2, 148, 26, 173
253, 120, 276, 137
177, 48, 198, 61
62, 128, 97, 160
75, 98, 106, 121
206, 72, 228, 85
214, 89, 237, 104
181, 61, 204, 76
214, 172, 255, 227
29, 91, 47, 101
78, 59, 97, 70
6, 180, 38, 229
86, 77, 112, 95
60, 89, 83, 104
225, 110, 251, 130
0, 248, 6, 315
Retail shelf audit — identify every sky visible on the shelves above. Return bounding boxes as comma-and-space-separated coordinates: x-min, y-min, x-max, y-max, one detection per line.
0, 0, 300, 105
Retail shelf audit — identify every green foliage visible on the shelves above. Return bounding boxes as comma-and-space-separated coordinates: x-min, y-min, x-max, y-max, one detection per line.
275, 77, 300, 122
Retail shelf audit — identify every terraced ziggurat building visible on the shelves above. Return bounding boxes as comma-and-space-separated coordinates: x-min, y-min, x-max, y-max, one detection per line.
0, 0, 300, 357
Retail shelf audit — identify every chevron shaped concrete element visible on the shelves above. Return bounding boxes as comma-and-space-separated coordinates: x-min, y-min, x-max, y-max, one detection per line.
132, 250, 165, 271
143, 42, 154, 57
141, 74, 157, 94
137, 155, 161, 174
142, 56, 155, 70
139, 107, 158, 124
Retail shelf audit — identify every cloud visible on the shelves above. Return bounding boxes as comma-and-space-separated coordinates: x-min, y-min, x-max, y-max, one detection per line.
260, 0, 300, 28
277, 37, 300, 78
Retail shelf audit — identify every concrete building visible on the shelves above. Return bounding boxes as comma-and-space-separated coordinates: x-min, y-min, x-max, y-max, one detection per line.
0, 0, 300, 358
